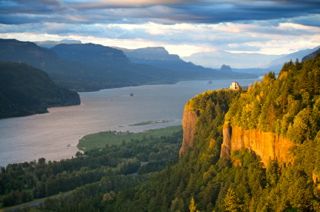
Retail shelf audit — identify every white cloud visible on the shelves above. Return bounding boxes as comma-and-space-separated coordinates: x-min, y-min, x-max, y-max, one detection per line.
69, 0, 182, 8
1, 18, 320, 60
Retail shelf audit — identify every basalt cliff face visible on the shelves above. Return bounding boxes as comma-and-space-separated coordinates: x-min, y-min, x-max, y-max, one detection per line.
179, 102, 197, 156
180, 95, 295, 166
178, 89, 237, 157
221, 124, 295, 166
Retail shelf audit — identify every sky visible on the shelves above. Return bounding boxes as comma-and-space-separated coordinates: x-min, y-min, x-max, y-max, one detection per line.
0, 0, 320, 67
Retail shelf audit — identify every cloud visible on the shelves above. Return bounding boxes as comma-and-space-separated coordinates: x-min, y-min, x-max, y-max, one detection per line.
1, 19, 319, 57
1, 0, 320, 24
68, 0, 184, 9
0, 0, 319, 65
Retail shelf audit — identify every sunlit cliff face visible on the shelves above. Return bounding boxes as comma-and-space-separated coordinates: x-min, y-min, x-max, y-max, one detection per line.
179, 102, 197, 156
221, 125, 295, 166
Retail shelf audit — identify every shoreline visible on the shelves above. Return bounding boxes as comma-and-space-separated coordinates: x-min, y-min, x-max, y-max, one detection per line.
0, 77, 260, 121
0, 125, 181, 168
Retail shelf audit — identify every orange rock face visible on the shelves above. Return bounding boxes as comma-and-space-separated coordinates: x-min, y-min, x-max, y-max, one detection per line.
179, 103, 197, 156
221, 125, 295, 166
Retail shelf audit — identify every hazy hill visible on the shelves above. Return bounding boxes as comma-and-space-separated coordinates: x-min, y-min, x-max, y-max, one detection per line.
267, 46, 320, 71
184, 47, 320, 75
124, 47, 180, 62
185, 50, 279, 69
0, 62, 80, 119
123, 47, 255, 79
0, 39, 61, 73
51, 43, 181, 89
52, 43, 129, 65
124, 47, 222, 72
303, 48, 320, 61
36, 39, 82, 48
0, 39, 87, 90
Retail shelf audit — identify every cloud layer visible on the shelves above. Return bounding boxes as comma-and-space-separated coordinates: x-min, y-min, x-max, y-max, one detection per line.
0, 0, 320, 67
1, 0, 320, 24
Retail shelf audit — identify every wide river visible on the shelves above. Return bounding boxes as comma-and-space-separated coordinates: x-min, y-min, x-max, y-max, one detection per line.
0, 79, 257, 166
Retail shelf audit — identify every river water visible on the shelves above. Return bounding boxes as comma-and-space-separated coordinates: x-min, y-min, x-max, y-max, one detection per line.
0, 79, 257, 166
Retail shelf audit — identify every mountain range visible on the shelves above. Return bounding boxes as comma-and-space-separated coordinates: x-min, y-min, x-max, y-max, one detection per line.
185, 51, 279, 69
185, 46, 320, 74
0, 39, 255, 92
267, 46, 320, 70
123, 47, 208, 72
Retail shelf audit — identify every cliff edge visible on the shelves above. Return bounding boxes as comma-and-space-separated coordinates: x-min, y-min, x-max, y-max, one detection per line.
221, 125, 295, 166
179, 101, 198, 156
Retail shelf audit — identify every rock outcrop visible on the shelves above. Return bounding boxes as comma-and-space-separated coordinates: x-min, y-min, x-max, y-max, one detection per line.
179, 102, 198, 156
221, 125, 295, 166
312, 171, 320, 192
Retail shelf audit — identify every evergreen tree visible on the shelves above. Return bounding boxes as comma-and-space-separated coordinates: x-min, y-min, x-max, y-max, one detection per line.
224, 188, 242, 212
189, 196, 199, 212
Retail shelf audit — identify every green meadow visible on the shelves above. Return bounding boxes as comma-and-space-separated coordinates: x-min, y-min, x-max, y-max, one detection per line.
78, 126, 181, 151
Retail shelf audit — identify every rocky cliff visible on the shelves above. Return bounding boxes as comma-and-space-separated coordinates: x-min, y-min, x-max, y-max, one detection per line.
179, 89, 239, 157
175, 51, 320, 211
179, 102, 198, 156
220, 125, 295, 166
180, 90, 296, 166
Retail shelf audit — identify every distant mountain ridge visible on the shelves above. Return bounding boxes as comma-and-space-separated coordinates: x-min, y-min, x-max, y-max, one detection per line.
0, 39, 256, 91
185, 50, 279, 69
267, 46, 320, 70
124, 47, 204, 71
36, 39, 82, 48
123, 47, 254, 78
0, 39, 61, 72
52, 43, 129, 64
124, 47, 180, 61
184, 46, 320, 74
302, 48, 320, 61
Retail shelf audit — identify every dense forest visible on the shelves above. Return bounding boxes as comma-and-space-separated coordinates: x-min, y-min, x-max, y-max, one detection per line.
0, 127, 182, 210
0, 62, 80, 119
225, 55, 320, 144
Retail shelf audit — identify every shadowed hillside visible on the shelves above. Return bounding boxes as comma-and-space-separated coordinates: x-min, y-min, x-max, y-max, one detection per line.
0, 62, 80, 119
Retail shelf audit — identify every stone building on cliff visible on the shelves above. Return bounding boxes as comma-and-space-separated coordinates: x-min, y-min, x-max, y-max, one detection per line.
229, 81, 241, 90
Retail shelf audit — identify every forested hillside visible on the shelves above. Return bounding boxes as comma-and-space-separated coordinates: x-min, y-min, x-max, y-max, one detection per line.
0, 127, 181, 209
0, 62, 80, 119
102, 51, 320, 211
226, 56, 320, 143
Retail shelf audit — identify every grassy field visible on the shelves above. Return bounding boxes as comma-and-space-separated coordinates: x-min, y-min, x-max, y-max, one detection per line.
77, 126, 181, 151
